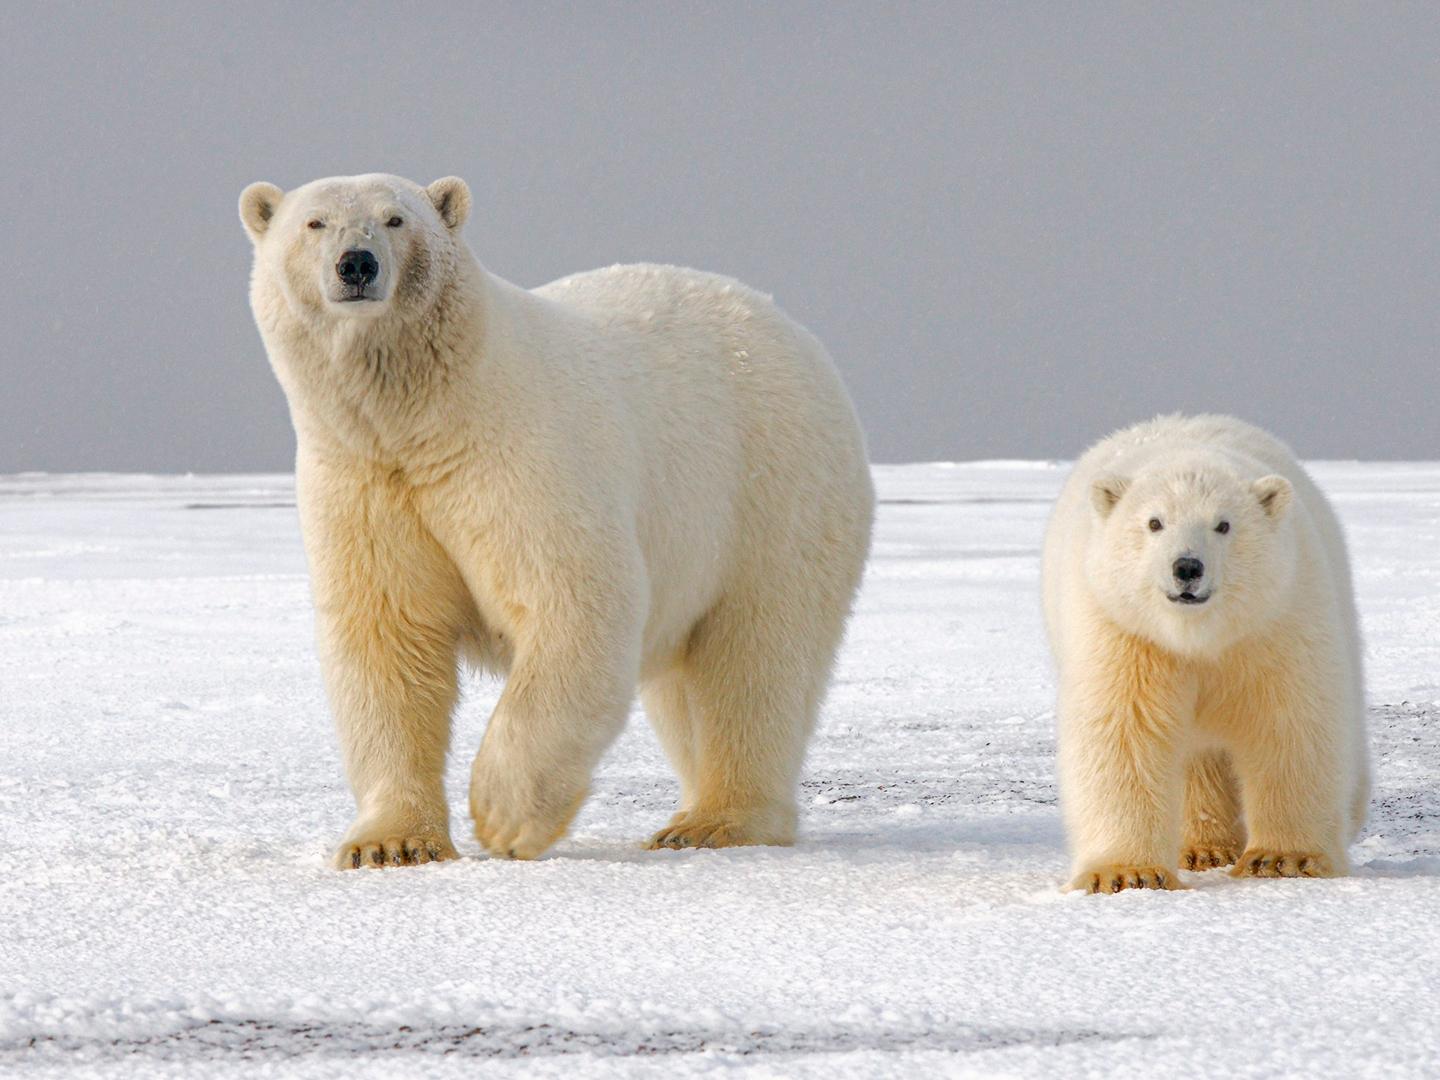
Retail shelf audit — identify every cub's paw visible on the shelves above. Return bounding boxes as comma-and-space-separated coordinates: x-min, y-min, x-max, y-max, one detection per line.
334, 834, 457, 870
1182, 844, 1241, 871
1070, 864, 1183, 895
1230, 849, 1336, 879
645, 807, 795, 851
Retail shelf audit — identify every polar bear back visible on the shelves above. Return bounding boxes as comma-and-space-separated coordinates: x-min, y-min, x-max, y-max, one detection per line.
515, 262, 873, 660
530, 261, 871, 522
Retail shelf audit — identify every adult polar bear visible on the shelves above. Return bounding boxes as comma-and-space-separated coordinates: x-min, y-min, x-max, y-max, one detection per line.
1043, 415, 1367, 893
240, 173, 874, 867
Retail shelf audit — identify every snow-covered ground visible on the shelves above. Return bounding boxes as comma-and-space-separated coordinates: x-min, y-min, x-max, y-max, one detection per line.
1, 463, 1437, 1078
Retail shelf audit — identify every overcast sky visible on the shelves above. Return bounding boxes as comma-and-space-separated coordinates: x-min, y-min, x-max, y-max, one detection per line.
4, 3, 1438, 471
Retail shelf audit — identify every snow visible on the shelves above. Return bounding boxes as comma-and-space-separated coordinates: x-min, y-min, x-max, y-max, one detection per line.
1, 464, 1438, 1078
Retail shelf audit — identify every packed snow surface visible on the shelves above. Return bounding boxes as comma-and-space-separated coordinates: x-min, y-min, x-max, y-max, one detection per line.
1, 464, 1437, 1078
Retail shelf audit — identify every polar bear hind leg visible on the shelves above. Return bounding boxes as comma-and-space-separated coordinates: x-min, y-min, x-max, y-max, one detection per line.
641, 669, 700, 823
646, 590, 810, 848
646, 567, 852, 850
1180, 751, 1244, 870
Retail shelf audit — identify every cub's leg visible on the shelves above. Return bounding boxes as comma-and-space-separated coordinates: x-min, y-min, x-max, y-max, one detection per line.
1230, 746, 1348, 879
301, 465, 469, 869
1059, 632, 1194, 893
1180, 751, 1244, 870
1214, 636, 1351, 879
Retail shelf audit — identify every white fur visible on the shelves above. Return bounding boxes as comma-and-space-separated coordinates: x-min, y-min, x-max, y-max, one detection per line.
1042, 414, 1368, 892
240, 174, 874, 867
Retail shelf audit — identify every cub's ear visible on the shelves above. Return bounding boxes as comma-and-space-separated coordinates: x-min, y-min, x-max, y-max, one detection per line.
426, 176, 471, 231
1090, 473, 1129, 517
239, 182, 284, 243
1253, 474, 1293, 519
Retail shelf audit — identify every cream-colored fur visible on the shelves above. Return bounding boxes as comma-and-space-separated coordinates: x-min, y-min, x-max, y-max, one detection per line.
240, 174, 873, 867
1042, 414, 1368, 893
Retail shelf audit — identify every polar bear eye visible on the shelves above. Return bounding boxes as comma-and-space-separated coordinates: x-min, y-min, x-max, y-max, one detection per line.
386, 216, 404, 228
1147, 518, 1163, 532
1216, 521, 1231, 534
307, 220, 325, 230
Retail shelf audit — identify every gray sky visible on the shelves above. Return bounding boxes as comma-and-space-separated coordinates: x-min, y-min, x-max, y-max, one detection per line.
4, 3, 1438, 471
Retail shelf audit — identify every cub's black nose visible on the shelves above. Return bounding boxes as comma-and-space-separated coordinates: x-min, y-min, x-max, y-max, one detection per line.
337, 249, 379, 286
1173, 556, 1205, 583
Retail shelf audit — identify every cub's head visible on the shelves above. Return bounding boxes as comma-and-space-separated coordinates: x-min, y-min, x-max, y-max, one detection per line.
1086, 458, 1296, 656
239, 173, 470, 322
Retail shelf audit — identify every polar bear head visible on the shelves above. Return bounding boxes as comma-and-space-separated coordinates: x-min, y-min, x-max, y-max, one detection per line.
1086, 457, 1296, 655
239, 173, 471, 323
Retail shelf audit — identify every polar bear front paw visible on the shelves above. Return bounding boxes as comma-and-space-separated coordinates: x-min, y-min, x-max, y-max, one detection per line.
1070, 864, 1183, 894
1230, 849, 1335, 878
471, 804, 578, 860
1182, 844, 1241, 871
468, 753, 587, 860
333, 834, 457, 870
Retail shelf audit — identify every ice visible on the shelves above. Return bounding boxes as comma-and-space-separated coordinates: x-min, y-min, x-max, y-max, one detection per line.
1, 464, 1437, 1076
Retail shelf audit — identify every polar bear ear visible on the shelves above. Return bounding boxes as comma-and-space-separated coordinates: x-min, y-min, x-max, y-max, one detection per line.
1252, 474, 1293, 519
1090, 474, 1129, 518
239, 182, 284, 243
426, 177, 471, 231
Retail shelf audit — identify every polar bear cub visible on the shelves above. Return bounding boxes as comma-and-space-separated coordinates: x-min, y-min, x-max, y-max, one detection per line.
239, 173, 874, 867
1042, 414, 1368, 892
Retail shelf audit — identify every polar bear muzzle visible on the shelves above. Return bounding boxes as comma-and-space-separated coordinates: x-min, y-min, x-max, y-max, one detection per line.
335, 249, 380, 300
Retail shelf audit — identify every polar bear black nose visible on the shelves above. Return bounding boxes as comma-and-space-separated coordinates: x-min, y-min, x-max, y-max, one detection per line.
337, 249, 379, 287
1173, 557, 1204, 583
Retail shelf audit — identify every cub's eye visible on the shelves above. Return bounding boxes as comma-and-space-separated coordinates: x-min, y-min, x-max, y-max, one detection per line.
1216, 521, 1231, 534
386, 216, 404, 228
307, 220, 325, 230
1148, 518, 1163, 532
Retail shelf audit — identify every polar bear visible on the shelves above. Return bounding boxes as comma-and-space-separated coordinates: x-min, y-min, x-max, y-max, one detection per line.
1041, 414, 1368, 893
239, 173, 874, 867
